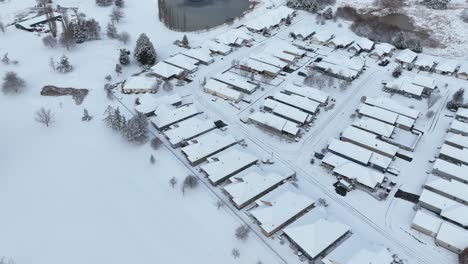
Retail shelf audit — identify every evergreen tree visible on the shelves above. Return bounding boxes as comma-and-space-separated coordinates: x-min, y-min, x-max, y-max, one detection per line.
2, 71, 26, 94
106, 22, 118, 39
119, 48, 130, 65
103, 106, 126, 131
134, 33, 156, 66
115, 0, 124, 8
115, 63, 122, 75
122, 112, 149, 143
181, 34, 189, 47
56, 55, 73, 73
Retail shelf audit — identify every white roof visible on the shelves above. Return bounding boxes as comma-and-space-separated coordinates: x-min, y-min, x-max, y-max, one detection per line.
283, 84, 329, 104
374, 43, 395, 53
314, 61, 360, 79
364, 97, 419, 119
346, 247, 394, 264
18, 12, 62, 28
205, 79, 243, 101
250, 52, 289, 69
414, 54, 437, 68
456, 108, 468, 119
434, 59, 459, 73
214, 72, 257, 93
436, 222, 468, 252
164, 54, 199, 72
425, 178, 468, 203
341, 126, 399, 157
445, 133, 468, 149
321, 153, 350, 168
433, 158, 468, 183
333, 162, 385, 189
201, 149, 258, 184
450, 119, 468, 135
352, 117, 395, 138
385, 78, 424, 97
135, 93, 182, 115
250, 190, 314, 235
440, 144, 468, 165
441, 204, 468, 227
181, 132, 237, 164
354, 37, 374, 51
321, 54, 365, 72
151, 62, 185, 79
412, 75, 436, 90
412, 210, 443, 235
419, 189, 458, 212
264, 98, 310, 124
249, 112, 300, 136
396, 49, 417, 64
180, 48, 214, 64
244, 6, 295, 31
216, 28, 253, 46
204, 40, 232, 54
358, 103, 398, 125
241, 58, 282, 75
458, 62, 468, 75
328, 35, 354, 47
312, 31, 334, 43
224, 172, 286, 208
163, 117, 215, 147
291, 24, 315, 39
268, 41, 306, 57
284, 219, 350, 259
150, 104, 201, 129
123, 75, 156, 91
273, 92, 320, 114
328, 139, 372, 165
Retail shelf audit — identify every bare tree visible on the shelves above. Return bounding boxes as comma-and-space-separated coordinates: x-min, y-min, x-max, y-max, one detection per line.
82, 108, 93, 121
231, 248, 240, 259
118, 31, 130, 44
110, 7, 124, 23
2, 71, 26, 94
0, 21, 5, 34
182, 174, 199, 194
169, 177, 177, 188
43, 35, 58, 48
49, 57, 55, 71
150, 154, 156, 164
150, 137, 162, 150
35, 107, 55, 127
235, 225, 251, 241
216, 200, 224, 210
60, 22, 75, 50
2, 53, 10, 65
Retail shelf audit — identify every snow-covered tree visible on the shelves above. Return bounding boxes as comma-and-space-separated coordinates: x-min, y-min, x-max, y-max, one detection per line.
118, 31, 130, 44
115, 63, 122, 75
82, 108, 93, 121
447, 88, 465, 111
122, 112, 149, 143
462, 9, 468, 23
71, 18, 101, 43
96, 0, 113, 7
231, 248, 240, 259
110, 7, 124, 23
235, 225, 251, 241
323, 7, 333, 19
106, 22, 118, 38
1, 53, 9, 65
35, 107, 55, 127
150, 137, 162, 150
134, 33, 156, 66
421, 0, 450, 9
163, 80, 173, 92
392, 65, 402, 78
60, 23, 76, 49
115, 0, 125, 8
119, 48, 130, 65
103, 106, 126, 131
150, 154, 156, 164
42, 35, 57, 48
56, 55, 73, 73
0, 21, 5, 34
181, 34, 189, 47
2, 72, 26, 94
169, 177, 177, 188
182, 174, 198, 194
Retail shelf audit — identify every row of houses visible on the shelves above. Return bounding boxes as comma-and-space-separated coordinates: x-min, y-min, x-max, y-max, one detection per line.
411, 108, 468, 254
395, 49, 468, 80
382, 75, 438, 99
308, 51, 367, 81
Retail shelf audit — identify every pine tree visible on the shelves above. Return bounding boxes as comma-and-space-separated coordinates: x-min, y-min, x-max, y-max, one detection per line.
103, 106, 125, 131
115, 64, 122, 75
106, 22, 118, 38
150, 154, 156, 164
115, 0, 124, 8
181, 34, 189, 47
82, 109, 93, 121
134, 33, 156, 66
119, 48, 130, 65
56, 55, 73, 73
122, 112, 149, 143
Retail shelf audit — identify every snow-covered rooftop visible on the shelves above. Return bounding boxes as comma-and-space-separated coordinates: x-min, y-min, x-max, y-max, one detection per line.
215, 28, 253, 46
412, 210, 443, 235
436, 222, 468, 253
425, 178, 468, 204
328, 35, 354, 47
250, 52, 289, 69
341, 126, 399, 158
346, 247, 394, 264
203, 40, 232, 55
434, 59, 459, 73
364, 97, 419, 120
413, 54, 438, 68
150, 104, 201, 130
321, 153, 350, 169
450, 119, 468, 135
204, 79, 243, 102
439, 144, 468, 165
164, 54, 199, 72
312, 31, 334, 43
358, 103, 399, 125
352, 117, 395, 138
333, 161, 385, 189
180, 48, 214, 64
445, 133, 468, 149
163, 117, 216, 147
244, 6, 295, 32
353, 36, 374, 51
201, 148, 258, 185
284, 218, 350, 259
440, 203, 468, 227
181, 132, 237, 165
419, 189, 459, 212
412, 75, 437, 90
374, 43, 395, 54
150, 62, 185, 79
249, 112, 300, 136
123, 75, 156, 91
328, 138, 372, 165
283, 84, 329, 105
241, 58, 282, 75
385, 78, 424, 97
432, 158, 468, 184
272, 92, 320, 114
456, 108, 468, 120
213, 72, 258, 94
263, 98, 310, 124
395, 49, 418, 64
223, 171, 287, 208
134, 93, 182, 115
249, 189, 315, 236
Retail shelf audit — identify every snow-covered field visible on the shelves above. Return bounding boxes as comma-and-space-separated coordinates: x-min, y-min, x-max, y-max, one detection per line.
1, 0, 467, 263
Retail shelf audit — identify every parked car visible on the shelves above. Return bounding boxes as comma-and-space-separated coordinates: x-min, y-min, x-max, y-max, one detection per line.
378, 59, 390, 66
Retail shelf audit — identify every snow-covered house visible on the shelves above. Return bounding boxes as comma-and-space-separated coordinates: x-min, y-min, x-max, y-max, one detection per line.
244, 6, 296, 33
368, 43, 396, 60
439, 144, 468, 166
432, 158, 468, 184
150, 104, 202, 131
223, 171, 290, 209
344, 247, 394, 264
449, 120, 468, 136
412, 75, 437, 95
357, 103, 415, 130
248, 112, 300, 137
164, 54, 199, 73
352, 117, 395, 138
411, 210, 443, 237
348, 37, 374, 54
290, 25, 315, 40
434, 60, 459, 75
413, 54, 438, 71
283, 219, 350, 260
150, 62, 186, 80
240, 58, 282, 77
418, 189, 459, 214
200, 149, 258, 185
215, 28, 254, 47
440, 203, 468, 229
204, 79, 244, 102
455, 108, 468, 123
340, 126, 399, 159
163, 117, 216, 148
250, 52, 290, 70
15, 12, 62, 32
204, 40, 232, 56
435, 222, 468, 254
269, 42, 307, 58
181, 132, 237, 166
263, 98, 311, 125
282, 84, 329, 106
456, 62, 468, 80
425, 178, 468, 205
248, 189, 315, 236
180, 48, 214, 65
444, 133, 468, 150
311, 61, 360, 81
383, 79, 424, 99
310, 31, 334, 45
332, 160, 386, 191
364, 97, 420, 120
395, 49, 418, 67
122, 75, 158, 94
326, 35, 354, 49
213, 72, 259, 94
134, 93, 182, 116
271, 92, 320, 115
